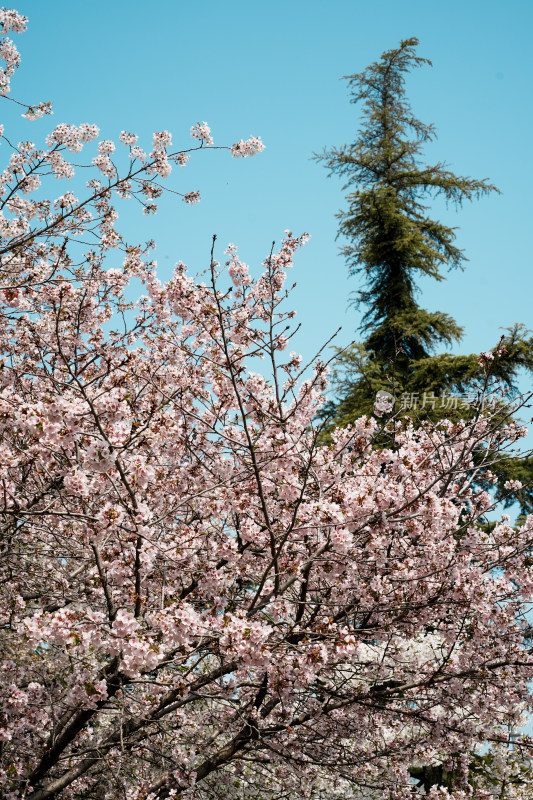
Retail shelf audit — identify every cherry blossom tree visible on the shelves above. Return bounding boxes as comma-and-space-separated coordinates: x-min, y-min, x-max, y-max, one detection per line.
1, 9, 533, 800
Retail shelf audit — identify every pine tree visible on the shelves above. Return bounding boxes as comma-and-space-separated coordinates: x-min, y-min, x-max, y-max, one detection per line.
316, 37, 533, 514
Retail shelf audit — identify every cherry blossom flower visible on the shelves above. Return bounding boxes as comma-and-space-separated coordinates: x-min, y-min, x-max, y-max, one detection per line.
190, 121, 213, 146
230, 135, 265, 158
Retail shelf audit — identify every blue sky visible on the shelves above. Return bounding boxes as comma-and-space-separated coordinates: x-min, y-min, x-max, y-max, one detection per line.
7, 0, 533, 382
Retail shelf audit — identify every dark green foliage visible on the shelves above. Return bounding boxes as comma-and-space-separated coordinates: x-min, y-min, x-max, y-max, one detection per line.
316, 38, 533, 513
316, 38, 496, 366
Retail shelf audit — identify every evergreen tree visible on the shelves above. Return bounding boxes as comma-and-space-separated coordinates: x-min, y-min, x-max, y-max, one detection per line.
316, 37, 533, 514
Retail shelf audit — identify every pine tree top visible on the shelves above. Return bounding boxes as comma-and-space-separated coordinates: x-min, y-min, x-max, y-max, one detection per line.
315, 37, 498, 363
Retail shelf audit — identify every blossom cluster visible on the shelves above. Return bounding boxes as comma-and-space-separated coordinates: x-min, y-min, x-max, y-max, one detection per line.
0, 7, 26, 95
190, 121, 213, 146
231, 135, 265, 158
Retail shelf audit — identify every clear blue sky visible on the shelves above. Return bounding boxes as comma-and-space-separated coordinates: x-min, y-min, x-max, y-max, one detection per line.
8, 0, 533, 377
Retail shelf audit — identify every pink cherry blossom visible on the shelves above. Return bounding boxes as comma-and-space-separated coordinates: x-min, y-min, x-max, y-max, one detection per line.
231, 135, 265, 158
190, 121, 213, 146
183, 190, 200, 204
